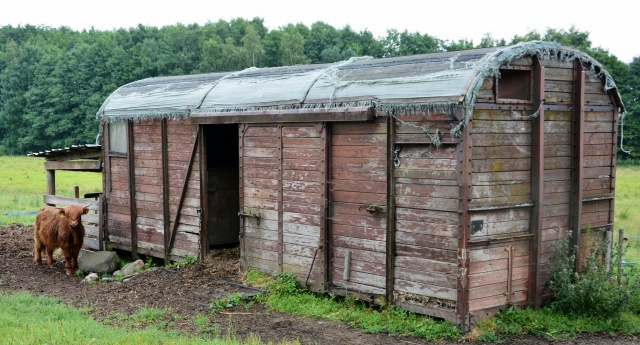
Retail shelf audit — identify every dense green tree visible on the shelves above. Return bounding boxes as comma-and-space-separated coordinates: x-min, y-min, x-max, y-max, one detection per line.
0, 21, 637, 155
619, 57, 640, 158
443, 38, 474, 52
280, 26, 308, 65
241, 26, 265, 67
305, 22, 339, 63
0, 45, 42, 154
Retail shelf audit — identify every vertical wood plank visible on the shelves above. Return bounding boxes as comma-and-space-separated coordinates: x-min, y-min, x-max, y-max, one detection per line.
457, 118, 472, 329
45, 169, 55, 201
127, 120, 138, 259
239, 124, 246, 270
161, 119, 171, 264
529, 56, 545, 307
98, 195, 104, 251
386, 114, 396, 304
570, 61, 585, 271
320, 122, 329, 291
278, 125, 284, 273
198, 125, 208, 259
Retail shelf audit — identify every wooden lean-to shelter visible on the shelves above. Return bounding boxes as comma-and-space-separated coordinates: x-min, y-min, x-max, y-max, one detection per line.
96, 41, 624, 328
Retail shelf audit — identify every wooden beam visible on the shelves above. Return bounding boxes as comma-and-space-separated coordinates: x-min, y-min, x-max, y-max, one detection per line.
238, 124, 246, 270
198, 125, 208, 259
190, 106, 374, 124
43, 194, 99, 209
45, 169, 55, 203
385, 114, 396, 306
277, 124, 283, 273
529, 56, 545, 307
456, 114, 472, 330
161, 119, 171, 264
98, 195, 104, 251
44, 160, 102, 171
319, 122, 329, 292
127, 120, 138, 259
570, 60, 586, 272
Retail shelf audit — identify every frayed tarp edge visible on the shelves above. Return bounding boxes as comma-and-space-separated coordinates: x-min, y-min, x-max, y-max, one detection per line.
452, 40, 625, 137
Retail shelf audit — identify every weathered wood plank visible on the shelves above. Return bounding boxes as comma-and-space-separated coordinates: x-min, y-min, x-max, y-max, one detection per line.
332, 236, 386, 253
332, 145, 387, 158
470, 255, 529, 275
332, 224, 386, 241
472, 133, 531, 147
394, 169, 458, 180
396, 231, 458, 250
469, 278, 527, 300
283, 211, 322, 227
472, 158, 531, 172
394, 279, 457, 300
332, 134, 386, 146
393, 208, 453, 226
396, 219, 457, 238
395, 243, 457, 262
469, 243, 529, 262
395, 184, 459, 199
472, 171, 531, 185
331, 269, 386, 289
395, 196, 459, 212
469, 266, 528, 288
395, 255, 456, 274
472, 120, 531, 134
332, 179, 386, 194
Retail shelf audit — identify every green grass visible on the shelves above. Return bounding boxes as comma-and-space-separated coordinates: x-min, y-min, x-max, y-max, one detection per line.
614, 166, 640, 262
0, 156, 102, 226
468, 306, 640, 341
243, 270, 461, 340
0, 291, 298, 345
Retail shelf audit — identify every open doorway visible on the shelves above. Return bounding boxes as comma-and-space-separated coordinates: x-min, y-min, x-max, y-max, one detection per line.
204, 124, 239, 248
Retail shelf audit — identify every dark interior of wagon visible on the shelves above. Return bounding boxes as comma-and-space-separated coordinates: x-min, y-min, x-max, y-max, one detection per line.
204, 124, 240, 248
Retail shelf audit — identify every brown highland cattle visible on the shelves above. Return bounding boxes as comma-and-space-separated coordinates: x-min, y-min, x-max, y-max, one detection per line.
34, 205, 89, 275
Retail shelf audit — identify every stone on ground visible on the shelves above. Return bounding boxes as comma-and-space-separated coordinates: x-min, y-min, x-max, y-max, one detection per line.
78, 251, 120, 274
121, 259, 145, 277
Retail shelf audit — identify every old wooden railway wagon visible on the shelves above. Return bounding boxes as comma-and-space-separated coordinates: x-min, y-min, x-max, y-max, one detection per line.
97, 41, 624, 328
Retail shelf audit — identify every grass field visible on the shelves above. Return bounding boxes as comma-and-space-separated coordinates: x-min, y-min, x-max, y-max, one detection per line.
0, 156, 102, 226
613, 165, 640, 262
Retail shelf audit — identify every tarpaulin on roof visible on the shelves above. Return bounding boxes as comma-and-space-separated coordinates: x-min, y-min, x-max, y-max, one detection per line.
96, 41, 625, 137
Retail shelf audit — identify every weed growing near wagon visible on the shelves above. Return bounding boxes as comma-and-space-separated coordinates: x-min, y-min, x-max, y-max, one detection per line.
467, 227, 640, 341
547, 228, 640, 317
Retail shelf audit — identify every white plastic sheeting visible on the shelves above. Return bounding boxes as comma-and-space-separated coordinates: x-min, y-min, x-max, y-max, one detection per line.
97, 41, 625, 138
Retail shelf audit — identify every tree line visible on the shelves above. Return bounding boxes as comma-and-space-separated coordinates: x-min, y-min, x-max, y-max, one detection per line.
0, 19, 638, 157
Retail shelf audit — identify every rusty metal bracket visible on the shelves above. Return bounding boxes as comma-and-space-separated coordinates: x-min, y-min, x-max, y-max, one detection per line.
360, 204, 383, 214
238, 210, 261, 226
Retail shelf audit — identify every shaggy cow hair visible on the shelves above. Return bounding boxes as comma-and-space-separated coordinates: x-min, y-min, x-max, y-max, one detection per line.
34, 205, 89, 275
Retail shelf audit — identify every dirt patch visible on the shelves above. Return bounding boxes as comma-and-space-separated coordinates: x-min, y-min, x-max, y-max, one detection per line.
1, 224, 638, 344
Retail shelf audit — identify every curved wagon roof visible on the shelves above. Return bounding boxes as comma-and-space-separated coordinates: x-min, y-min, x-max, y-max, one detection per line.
97, 41, 624, 133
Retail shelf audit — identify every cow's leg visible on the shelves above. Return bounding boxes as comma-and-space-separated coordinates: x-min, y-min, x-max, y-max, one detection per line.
46, 248, 55, 268
62, 250, 73, 275
34, 239, 42, 265
72, 247, 80, 270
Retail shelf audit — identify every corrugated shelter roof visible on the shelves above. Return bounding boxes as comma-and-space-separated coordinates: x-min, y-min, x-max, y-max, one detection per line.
96, 41, 624, 136
27, 144, 102, 160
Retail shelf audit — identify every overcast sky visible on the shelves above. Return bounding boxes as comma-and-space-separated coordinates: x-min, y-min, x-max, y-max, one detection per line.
2, 0, 637, 63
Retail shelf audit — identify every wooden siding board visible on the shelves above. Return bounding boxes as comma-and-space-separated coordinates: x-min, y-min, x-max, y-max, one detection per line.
330, 119, 388, 291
